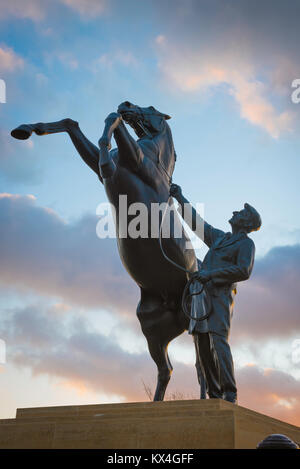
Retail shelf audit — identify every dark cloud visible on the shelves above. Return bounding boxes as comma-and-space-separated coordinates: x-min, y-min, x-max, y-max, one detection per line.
0, 302, 197, 401
0, 193, 138, 315
154, 0, 300, 71
0, 193, 299, 340
232, 244, 300, 341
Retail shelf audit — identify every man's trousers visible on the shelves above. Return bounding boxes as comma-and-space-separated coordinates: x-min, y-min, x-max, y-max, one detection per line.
211, 332, 237, 402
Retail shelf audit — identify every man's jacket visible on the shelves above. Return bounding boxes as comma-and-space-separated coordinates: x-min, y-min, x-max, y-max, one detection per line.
202, 222, 255, 294
185, 213, 255, 336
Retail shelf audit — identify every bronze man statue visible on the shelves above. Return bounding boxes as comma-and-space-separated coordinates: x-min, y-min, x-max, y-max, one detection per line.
170, 183, 261, 403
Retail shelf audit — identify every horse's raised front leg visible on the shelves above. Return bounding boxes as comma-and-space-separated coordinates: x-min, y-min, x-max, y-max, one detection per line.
98, 112, 145, 179
98, 112, 122, 179
11, 119, 76, 140
11, 119, 102, 181
113, 119, 144, 172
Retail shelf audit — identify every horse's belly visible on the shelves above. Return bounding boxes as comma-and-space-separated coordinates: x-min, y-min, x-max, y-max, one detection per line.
117, 237, 190, 296
104, 168, 196, 297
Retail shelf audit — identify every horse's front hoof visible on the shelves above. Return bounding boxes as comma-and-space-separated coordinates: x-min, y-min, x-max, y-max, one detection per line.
11, 124, 32, 140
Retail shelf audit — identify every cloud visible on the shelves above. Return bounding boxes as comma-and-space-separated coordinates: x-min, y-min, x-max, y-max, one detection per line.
236, 364, 300, 426
0, 190, 299, 424
0, 193, 299, 341
1, 1, 298, 139
1, 301, 300, 425
0, 45, 24, 73
153, 0, 300, 137
232, 244, 300, 341
0, 193, 138, 314
0, 0, 46, 22
229, 75, 293, 138
156, 50, 294, 138
0, 0, 106, 22
0, 302, 154, 401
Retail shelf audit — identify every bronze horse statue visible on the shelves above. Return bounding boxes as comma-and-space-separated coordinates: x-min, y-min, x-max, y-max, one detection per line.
11, 102, 206, 401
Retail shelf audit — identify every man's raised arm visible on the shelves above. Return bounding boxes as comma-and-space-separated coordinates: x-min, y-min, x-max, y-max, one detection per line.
169, 183, 224, 247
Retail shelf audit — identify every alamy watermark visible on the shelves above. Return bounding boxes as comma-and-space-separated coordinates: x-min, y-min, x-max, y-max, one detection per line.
291, 79, 300, 104
0, 79, 6, 103
96, 195, 204, 250
0, 339, 6, 365
291, 339, 300, 365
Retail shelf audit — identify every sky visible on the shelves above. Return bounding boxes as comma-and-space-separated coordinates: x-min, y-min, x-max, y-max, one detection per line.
0, 0, 300, 427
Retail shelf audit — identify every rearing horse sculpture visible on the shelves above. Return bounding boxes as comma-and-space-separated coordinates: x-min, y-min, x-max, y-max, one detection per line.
11, 102, 204, 401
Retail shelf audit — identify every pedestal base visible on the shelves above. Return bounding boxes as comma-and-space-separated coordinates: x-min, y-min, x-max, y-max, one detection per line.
0, 399, 299, 449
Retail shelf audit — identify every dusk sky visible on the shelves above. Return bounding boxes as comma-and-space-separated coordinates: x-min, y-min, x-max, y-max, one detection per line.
0, 0, 300, 426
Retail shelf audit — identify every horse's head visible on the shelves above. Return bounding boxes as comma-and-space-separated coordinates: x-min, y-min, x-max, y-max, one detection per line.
118, 101, 171, 138
118, 101, 175, 182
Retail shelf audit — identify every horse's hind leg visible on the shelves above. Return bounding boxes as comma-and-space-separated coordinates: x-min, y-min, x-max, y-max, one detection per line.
137, 290, 185, 401
146, 335, 173, 401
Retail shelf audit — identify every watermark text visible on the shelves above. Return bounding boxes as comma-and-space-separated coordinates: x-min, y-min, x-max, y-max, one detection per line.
96, 196, 204, 250
291, 79, 300, 103
0, 79, 6, 103
0, 339, 6, 365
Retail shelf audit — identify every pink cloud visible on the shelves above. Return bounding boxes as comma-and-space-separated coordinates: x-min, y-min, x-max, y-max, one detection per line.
0, 0, 106, 22
0, 0, 46, 22
231, 75, 293, 138
153, 0, 300, 138
156, 41, 294, 138
237, 365, 300, 426
1, 301, 299, 426
0, 45, 24, 72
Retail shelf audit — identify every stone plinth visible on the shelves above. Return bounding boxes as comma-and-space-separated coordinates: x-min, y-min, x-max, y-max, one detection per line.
0, 399, 299, 449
